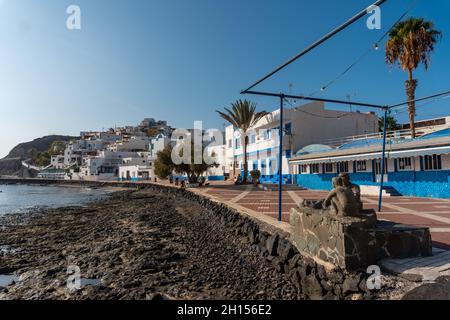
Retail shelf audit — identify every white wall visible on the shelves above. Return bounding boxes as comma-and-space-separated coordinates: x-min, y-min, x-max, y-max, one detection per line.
224, 101, 379, 177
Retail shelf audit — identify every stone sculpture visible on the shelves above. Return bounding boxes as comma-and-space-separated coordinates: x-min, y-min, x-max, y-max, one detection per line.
340, 173, 363, 211
323, 177, 360, 217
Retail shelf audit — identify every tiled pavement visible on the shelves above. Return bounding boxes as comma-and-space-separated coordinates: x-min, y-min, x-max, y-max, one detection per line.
200, 183, 450, 250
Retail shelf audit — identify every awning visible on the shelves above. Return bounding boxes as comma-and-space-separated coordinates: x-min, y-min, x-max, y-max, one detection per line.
293, 152, 383, 164
388, 146, 450, 159
292, 146, 450, 164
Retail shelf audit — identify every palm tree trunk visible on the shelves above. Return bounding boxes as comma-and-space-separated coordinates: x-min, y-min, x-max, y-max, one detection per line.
242, 135, 248, 183
405, 69, 418, 138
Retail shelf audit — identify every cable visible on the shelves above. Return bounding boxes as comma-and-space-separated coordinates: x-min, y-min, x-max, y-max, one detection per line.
308, 0, 420, 97
391, 94, 450, 116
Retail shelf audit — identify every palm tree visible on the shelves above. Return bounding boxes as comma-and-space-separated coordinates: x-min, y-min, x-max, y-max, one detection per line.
217, 100, 268, 183
386, 17, 441, 138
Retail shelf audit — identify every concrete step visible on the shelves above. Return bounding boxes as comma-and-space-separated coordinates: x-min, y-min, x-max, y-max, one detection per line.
360, 185, 401, 197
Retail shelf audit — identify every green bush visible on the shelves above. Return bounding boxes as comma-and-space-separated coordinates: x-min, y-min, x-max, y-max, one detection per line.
250, 170, 261, 184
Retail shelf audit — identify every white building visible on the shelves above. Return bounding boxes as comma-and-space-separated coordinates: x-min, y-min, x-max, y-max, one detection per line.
109, 136, 151, 152
69, 151, 143, 181
50, 155, 65, 169
224, 101, 379, 184
150, 134, 171, 158
118, 162, 154, 181
205, 144, 227, 181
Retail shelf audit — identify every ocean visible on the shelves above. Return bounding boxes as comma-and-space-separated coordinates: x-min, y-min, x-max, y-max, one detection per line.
0, 184, 112, 215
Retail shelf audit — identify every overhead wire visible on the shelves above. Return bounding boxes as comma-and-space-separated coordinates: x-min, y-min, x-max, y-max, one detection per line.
307, 0, 421, 97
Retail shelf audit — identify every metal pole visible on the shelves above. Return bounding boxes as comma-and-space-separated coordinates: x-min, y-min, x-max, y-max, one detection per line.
278, 95, 284, 222
243, 90, 385, 109
378, 108, 388, 212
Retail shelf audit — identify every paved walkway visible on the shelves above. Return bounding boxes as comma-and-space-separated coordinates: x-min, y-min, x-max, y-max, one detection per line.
196, 182, 450, 250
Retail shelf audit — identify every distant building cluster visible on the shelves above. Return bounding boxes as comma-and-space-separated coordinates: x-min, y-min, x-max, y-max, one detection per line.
38, 118, 173, 182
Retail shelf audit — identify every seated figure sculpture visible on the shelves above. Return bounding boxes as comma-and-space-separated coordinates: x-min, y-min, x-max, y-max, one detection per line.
323, 177, 360, 217
339, 173, 363, 211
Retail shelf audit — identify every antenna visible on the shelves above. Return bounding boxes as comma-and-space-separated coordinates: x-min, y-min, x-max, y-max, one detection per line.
346, 93, 356, 112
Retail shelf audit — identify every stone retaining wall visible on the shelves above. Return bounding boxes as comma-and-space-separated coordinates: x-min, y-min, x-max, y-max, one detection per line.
0, 178, 373, 300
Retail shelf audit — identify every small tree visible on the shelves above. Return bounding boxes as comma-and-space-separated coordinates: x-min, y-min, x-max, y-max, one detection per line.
154, 143, 218, 184
379, 115, 401, 132
49, 141, 66, 156
250, 170, 261, 186
154, 146, 174, 179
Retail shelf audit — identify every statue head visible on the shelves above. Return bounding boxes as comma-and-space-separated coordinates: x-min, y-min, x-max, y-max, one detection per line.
339, 173, 350, 186
332, 177, 344, 188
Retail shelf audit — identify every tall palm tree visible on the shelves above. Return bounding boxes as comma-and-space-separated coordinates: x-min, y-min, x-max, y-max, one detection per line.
386, 17, 441, 138
217, 100, 268, 183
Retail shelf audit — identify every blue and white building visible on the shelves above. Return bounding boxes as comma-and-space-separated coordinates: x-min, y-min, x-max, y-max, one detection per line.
289, 124, 450, 199
224, 101, 380, 184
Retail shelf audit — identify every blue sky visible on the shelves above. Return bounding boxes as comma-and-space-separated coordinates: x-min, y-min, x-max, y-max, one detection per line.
0, 0, 449, 157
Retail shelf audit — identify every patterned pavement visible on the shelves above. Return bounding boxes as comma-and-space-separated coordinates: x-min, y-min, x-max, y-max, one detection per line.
201, 183, 450, 250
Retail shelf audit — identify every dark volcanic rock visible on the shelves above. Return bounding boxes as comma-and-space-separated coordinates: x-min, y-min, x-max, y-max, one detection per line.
0, 190, 303, 300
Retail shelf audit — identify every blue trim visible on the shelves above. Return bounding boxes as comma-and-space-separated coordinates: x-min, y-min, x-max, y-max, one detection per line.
295, 170, 450, 199
207, 175, 225, 181
234, 147, 287, 157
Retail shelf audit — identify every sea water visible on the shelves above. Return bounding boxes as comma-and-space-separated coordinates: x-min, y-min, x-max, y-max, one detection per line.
0, 184, 111, 215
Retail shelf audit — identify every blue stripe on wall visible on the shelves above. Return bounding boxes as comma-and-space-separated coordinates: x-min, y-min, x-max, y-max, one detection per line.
295, 170, 450, 199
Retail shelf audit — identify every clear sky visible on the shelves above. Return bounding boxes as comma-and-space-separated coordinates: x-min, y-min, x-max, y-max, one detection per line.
0, 0, 449, 158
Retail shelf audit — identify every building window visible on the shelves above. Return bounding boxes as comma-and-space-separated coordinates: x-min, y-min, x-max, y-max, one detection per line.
284, 123, 292, 135
355, 161, 367, 172
249, 134, 256, 144
311, 164, 320, 174
424, 154, 442, 171
235, 138, 241, 149
337, 161, 349, 173
398, 157, 412, 171
299, 164, 308, 174
263, 130, 272, 140
228, 139, 232, 148
324, 163, 334, 173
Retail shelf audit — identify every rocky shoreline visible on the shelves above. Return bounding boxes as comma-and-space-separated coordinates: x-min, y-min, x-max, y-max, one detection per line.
0, 188, 308, 300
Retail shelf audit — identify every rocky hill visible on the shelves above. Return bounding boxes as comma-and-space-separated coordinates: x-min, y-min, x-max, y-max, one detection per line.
0, 135, 77, 177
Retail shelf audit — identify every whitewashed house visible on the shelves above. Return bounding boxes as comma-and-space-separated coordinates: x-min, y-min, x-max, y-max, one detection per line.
224, 101, 379, 184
